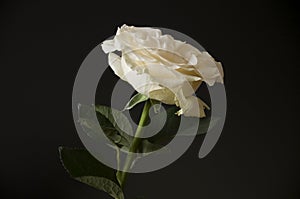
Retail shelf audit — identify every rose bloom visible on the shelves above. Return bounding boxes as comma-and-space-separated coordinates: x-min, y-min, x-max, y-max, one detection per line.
101, 24, 223, 118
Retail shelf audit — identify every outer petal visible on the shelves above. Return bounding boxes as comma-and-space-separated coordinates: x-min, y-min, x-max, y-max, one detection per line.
101, 39, 117, 53
108, 52, 162, 96
120, 55, 161, 96
108, 53, 127, 79
195, 52, 223, 86
175, 94, 209, 118
149, 87, 176, 105
102, 25, 224, 86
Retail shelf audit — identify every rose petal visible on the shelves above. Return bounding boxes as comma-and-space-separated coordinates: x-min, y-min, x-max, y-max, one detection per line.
101, 39, 117, 53
176, 95, 209, 118
101, 25, 224, 118
195, 52, 223, 86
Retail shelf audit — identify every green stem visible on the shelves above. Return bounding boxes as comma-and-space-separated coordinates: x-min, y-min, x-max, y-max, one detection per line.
118, 100, 151, 188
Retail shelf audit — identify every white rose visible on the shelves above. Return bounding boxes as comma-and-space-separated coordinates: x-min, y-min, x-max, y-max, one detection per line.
101, 24, 223, 117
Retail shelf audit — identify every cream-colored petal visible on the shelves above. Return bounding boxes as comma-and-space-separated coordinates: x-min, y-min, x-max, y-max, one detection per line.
149, 87, 176, 105
108, 53, 125, 79
101, 25, 224, 118
120, 55, 161, 95
216, 61, 224, 83
176, 95, 209, 118
108, 52, 140, 83
195, 52, 223, 86
101, 39, 117, 53
145, 63, 187, 88
109, 52, 161, 96
122, 48, 208, 118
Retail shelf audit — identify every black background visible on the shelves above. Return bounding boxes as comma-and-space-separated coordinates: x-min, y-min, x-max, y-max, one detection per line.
1, 0, 299, 198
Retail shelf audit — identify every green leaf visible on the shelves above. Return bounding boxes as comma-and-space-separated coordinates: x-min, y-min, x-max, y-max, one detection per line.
76, 176, 124, 199
59, 147, 124, 199
59, 147, 117, 181
78, 104, 133, 148
123, 93, 148, 111
95, 105, 134, 148
95, 105, 133, 137
77, 104, 103, 139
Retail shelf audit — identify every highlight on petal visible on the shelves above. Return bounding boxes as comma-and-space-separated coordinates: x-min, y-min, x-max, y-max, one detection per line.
101, 40, 117, 53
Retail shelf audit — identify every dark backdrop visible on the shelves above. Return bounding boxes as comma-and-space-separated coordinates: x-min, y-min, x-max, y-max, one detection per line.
1, 0, 299, 198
